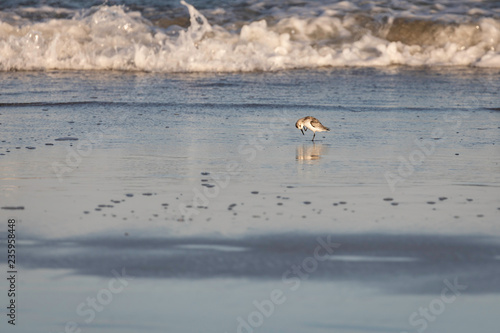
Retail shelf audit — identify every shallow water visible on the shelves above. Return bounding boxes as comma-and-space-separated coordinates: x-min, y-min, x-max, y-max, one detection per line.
1, 67, 499, 237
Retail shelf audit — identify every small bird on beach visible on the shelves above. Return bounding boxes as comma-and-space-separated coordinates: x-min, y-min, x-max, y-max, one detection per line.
295, 116, 330, 141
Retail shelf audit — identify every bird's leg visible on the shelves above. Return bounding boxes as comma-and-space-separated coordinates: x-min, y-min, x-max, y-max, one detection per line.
312, 132, 316, 141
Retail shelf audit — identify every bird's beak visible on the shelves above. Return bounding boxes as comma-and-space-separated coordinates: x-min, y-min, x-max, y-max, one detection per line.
300, 129, 304, 135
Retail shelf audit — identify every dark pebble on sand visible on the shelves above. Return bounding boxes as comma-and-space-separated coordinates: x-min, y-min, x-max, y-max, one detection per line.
439, 197, 448, 201
383, 198, 393, 201
228, 203, 237, 210
455, 153, 459, 156
277, 202, 283, 206
303, 201, 311, 205
111, 200, 121, 204
201, 172, 210, 176
25, 146, 36, 149
427, 201, 436, 205
251, 191, 259, 194
83, 211, 89, 214
45, 143, 54, 146
125, 193, 134, 197
55, 137, 79, 141
391, 202, 399, 206
466, 198, 473, 202
201, 179, 208, 182
477, 214, 484, 218
142, 193, 153, 196
339, 201, 347, 205
202, 184, 215, 188
1, 206, 24, 210
162, 203, 169, 206
286, 186, 294, 188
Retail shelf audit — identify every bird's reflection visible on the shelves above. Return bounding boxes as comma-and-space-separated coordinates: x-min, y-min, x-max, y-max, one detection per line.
296, 143, 327, 163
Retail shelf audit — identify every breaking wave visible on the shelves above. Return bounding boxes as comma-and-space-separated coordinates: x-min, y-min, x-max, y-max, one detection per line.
0, 1, 499, 72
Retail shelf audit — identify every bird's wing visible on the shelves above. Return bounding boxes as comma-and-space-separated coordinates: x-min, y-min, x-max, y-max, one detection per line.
310, 118, 329, 131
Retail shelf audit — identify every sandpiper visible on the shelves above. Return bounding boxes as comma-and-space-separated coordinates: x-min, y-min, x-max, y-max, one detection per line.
295, 116, 330, 141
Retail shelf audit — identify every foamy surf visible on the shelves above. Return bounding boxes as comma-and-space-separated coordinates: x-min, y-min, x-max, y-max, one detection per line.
0, 0, 499, 72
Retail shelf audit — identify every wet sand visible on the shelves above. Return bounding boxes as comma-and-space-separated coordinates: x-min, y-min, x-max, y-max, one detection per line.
1, 67, 500, 332
18, 233, 500, 293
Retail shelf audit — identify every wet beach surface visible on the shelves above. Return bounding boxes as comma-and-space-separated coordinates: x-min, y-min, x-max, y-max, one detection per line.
1, 67, 500, 332
17, 233, 500, 293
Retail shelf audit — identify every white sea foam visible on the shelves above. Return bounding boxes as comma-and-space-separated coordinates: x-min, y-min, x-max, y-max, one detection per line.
0, 1, 499, 72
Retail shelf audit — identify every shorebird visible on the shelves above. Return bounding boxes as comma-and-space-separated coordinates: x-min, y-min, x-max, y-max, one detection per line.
295, 116, 330, 141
